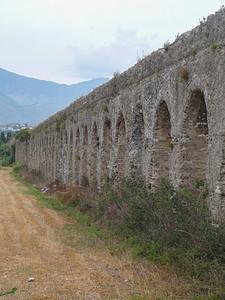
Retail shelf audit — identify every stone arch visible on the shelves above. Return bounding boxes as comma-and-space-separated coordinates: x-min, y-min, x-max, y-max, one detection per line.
52, 134, 57, 181
40, 136, 45, 174
81, 126, 88, 186
114, 113, 127, 179
44, 136, 49, 177
90, 122, 99, 182
38, 136, 41, 172
67, 129, 74, 185
48, 136, 52, 179
74, 128, 80, 184
181, 89, 208, 186
61, 131, 68, 184
101, 119, 112, 182
58, 132, 65, 183
130, 104, 145, 177
152, 100, 172, 186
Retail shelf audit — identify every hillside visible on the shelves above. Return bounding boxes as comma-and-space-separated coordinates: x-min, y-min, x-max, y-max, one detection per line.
0, 68, 109, 124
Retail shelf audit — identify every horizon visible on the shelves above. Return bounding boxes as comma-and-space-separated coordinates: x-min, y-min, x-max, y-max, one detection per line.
0, 66, 110, 85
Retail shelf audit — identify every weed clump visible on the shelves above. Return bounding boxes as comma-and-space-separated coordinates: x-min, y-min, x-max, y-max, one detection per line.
178, 67, 189, 82
12, 162, 24, 173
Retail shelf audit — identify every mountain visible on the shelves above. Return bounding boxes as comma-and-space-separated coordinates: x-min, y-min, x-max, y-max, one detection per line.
0, 68, 109, 124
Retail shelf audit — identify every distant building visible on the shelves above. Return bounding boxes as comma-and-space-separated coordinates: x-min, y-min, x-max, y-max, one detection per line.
0, 123, 35, 134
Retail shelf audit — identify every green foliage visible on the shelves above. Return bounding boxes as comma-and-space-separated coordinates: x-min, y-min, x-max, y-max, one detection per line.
12, 162, 24, 173
178, 67, 189, 82
90, 93, 95, 99
43, 124, 48, 134
69, 116, 75, 123
61, 176, 224, 294
13, 170, 225, 297
163, 40, 170, 51
60, 123, 65, 130
0, 154, 15, 166
0, 132, 15, 166
211, 44, 218, 51
102, 104, 108, 112
15, 128, 30, 142
87, 103, 96, 110
167, 142, 173, 149
0, 288, 17, 296
194, 178, 205, 189
0, 132, 6, 144
54, 112, 66, 132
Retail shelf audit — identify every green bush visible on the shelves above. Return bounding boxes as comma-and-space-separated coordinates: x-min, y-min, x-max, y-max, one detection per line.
1, 154, 14, 166
15, 128, 30, 142
0, 136, 15, 166
12, 162, 24, 173
66, 176, 224, 291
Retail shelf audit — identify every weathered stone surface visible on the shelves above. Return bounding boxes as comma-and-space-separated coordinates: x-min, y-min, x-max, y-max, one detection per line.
16, 8, 225, 222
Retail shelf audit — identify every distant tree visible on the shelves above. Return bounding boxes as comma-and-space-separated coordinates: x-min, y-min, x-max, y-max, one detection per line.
15, 128, 30, 143
6, 132, 12, 142
0, 132, 6, 144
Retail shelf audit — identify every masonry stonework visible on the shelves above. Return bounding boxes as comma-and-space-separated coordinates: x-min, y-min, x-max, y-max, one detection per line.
16, 9, 225, 222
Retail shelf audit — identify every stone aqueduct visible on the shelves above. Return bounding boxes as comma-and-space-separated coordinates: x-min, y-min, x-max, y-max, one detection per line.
16, 9, 225, 221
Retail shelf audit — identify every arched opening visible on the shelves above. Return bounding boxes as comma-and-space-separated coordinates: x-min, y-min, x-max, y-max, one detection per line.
58, 132, 65, 183
81, 126, 88, 186
48, 136, 52, 179
114, 113, 126, 179
131, 104, 145, 177
38, 137, 41, 172
90, 122, 98, 183
152, 101, 172, 186
52, 134, 57, 181
182, 90, 208, 186
67, 129, 74, 185
41, 137, 45, 175
45, 136, 49, 177
74, 129, 80, 185
102, 119, 112, 182
61, 132, 68, 184
50, 136, 54, 180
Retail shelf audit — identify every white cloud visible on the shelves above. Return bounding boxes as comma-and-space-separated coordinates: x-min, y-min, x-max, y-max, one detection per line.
0, 0, 224, 83
68, 29, 158, 78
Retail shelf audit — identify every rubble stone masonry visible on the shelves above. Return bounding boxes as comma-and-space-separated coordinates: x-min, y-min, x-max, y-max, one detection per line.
16, 8, 225, 222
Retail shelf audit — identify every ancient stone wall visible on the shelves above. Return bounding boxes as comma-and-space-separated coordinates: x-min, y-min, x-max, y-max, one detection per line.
16, 8, 225, 222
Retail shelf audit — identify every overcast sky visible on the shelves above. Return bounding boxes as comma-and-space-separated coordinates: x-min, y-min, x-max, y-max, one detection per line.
0, 0, 224, 84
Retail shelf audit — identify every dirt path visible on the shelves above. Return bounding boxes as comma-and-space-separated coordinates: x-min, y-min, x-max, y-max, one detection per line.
0, 168, 192, 299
